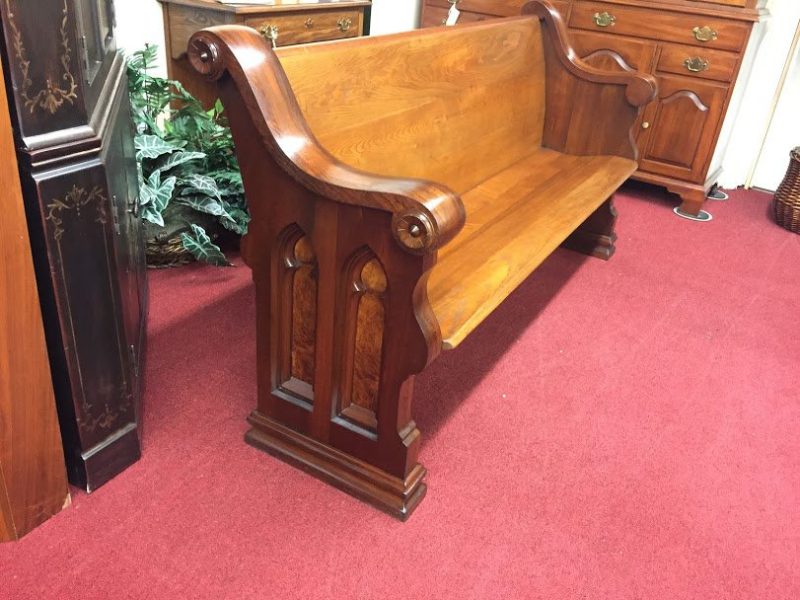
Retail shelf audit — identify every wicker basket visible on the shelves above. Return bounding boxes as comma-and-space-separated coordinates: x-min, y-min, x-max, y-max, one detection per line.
773, 147, 800, 234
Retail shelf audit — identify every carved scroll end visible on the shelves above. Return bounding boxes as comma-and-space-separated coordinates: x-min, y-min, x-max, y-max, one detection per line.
625, 75, 658, 107
392, 211, 436, 255
188, 33, 226, 81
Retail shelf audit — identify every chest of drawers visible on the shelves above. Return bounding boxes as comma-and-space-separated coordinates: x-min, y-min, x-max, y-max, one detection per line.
421, 0, 767, 217
160, 0, 372, 108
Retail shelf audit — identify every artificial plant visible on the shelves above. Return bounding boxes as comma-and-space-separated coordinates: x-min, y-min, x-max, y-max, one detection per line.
127, 45, 249, 266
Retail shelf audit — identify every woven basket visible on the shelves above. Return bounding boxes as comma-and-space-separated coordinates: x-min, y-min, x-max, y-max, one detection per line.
146, 235, 195, 269
773, 147, 800, 234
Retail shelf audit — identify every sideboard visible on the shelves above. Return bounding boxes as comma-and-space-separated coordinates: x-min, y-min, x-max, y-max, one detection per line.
421, 0, 767, 219
159, 0, 372, 108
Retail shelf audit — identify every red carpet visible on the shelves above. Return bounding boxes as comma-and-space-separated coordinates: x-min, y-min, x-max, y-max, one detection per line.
2, 185, 799, 599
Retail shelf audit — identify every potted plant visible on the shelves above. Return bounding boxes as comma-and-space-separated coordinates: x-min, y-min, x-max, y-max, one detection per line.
127, 45, 249, 266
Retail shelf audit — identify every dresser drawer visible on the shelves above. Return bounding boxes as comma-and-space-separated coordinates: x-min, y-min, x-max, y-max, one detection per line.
245, 9, 362, 47
657, 42, 739, 82
422, 5, 495, 27
569, 2, 751, 52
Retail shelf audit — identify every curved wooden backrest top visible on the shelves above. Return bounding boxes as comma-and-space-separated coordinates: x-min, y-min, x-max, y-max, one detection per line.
274, 18, 547, 195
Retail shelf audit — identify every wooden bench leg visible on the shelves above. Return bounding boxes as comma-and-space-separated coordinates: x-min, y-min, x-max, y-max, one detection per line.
241, 203, 441, 521
561, 195, 618, 260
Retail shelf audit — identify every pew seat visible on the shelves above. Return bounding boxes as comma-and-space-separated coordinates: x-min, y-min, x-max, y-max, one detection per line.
431, 148, 636, 349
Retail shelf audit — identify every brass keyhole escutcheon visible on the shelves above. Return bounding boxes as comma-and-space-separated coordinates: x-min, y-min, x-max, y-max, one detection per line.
693, 25, 718, 43
593, 12, 616, 27
260, 24, 279, 48
337, 17, 353, 32
684, 57, 710, 73
304, 18, 314, 29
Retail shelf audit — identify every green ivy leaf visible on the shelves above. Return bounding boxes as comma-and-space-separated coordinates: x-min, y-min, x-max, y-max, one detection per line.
177, 195, 229, 218
154, 150, 207, 174
141, 203, 165, 227
180, 224, 230, 266
220, 206, 250, 236
180, 174, 222, 200
135, 134, 179, 160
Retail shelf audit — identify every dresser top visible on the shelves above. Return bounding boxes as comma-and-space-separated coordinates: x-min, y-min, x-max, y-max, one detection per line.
158, 0, 371, 13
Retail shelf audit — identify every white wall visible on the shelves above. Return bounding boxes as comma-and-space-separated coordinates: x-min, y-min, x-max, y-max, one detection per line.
370, 0, 420, 34
750, 23, 800, 190
716, 0, 800, 191
115, 0, 168, 75
114, 0, 421, 77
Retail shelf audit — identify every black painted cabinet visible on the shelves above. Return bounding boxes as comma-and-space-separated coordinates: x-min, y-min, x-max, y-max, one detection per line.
0, 0, 147, 491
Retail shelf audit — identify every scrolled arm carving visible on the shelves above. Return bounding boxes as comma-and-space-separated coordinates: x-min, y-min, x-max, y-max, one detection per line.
188, 36, 225, 81
187, 27, 466, 256
521, 0, 657, 107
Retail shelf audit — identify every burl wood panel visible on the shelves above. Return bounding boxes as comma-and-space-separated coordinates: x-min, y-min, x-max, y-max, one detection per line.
338, 253, 387, 433
186, 2, 654, 519
290, 236, 317, 387
0, 57, 69, 542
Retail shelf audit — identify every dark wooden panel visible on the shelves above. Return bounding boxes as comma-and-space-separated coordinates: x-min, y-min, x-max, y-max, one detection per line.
1, 0, 147, 491
0, 0, 86, 138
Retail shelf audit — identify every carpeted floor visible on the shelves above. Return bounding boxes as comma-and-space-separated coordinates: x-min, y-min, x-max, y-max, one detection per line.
1, 185, 798, 599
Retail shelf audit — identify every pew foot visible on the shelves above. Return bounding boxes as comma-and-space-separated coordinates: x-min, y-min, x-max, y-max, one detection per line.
561, 196, 618, 261
246, 411, 428, 521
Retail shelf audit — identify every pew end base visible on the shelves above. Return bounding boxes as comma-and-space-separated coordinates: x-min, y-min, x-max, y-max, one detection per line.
561, 231, 618, 261
245, 412, 428, 521
560, 196, 619, 261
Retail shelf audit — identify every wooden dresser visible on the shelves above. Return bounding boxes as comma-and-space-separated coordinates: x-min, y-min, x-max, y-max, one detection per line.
421, 0, 766, 217
160, 0, 372, 107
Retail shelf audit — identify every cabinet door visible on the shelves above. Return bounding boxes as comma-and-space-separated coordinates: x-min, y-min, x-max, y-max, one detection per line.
74, 0, 114, 86
104, 79, 147, 416
74, 0, 117, 114
638, 75, 728, 182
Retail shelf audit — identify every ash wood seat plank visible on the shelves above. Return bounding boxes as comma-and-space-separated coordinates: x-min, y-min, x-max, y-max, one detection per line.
430, 148, 636, 349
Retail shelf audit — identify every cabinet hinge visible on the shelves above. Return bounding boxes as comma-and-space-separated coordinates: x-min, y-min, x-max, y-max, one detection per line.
129, 344, 138, 377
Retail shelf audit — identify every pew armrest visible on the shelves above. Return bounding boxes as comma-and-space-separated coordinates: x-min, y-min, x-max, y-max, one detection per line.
522, 1, 658, 159
187, 26, 466, 255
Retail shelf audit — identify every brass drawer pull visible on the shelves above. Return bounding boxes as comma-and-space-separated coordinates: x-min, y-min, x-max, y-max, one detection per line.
593, 12, 616, 27
684, 57, 710, 73
642, 121, 650, 130
693, 26, 718, 43
260, 24, 279, 48
304, 18, 314, 29
337, 17, 353, 32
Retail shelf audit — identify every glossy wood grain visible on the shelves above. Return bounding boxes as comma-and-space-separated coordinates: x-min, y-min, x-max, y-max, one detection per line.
278, 18, 547, 194
0, 58, 69, 542
188, 3, 651, 519
430, 149, 636, 349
